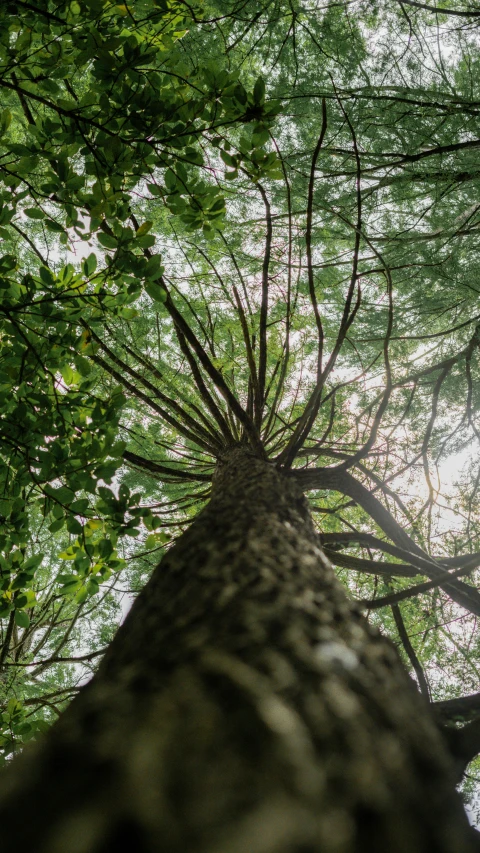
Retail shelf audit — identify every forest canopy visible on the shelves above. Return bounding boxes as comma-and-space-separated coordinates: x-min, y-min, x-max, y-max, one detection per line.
1, 0, 480, 814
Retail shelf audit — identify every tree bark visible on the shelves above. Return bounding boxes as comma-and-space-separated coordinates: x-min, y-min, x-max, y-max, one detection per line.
0, 447, 476, 853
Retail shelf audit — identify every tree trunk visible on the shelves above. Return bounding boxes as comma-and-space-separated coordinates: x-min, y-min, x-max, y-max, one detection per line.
0, 447, 476, 853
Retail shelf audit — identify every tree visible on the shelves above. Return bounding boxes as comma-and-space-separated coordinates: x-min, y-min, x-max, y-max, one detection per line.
0, 0, 480, 849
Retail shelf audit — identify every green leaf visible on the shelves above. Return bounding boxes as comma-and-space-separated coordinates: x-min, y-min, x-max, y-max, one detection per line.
136, 234, 156, 249
22, 554, 43, 572
14, 611, 29, 629
7, 699, 22, 716
0, 109, 12, 135
119, 307, 138, 319
97, 232, 118, 250
11, 574, 32, 591
46, 485, 76, 505
208, 198, 225, 214
221, 150, 237, 168
39, 266, 55, 285
86, 577, 99, 596
144, 255, 164, 280
145, 281, 167, 302
75, 586, 89, 604
253, 77, 265, 106
70, 499, 90, 514
66, 516, 83, 535
165, 169, 177, 191
45, 220, 65, 233
136, 221, 153, 237
24, 208, 46, 220
82, 253, 97, 276
57, 574, 78, 584
61, 364, 75, 385
0, 254, 17, 273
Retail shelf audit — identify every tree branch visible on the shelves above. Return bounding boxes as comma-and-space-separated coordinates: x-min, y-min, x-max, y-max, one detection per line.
391, 603, 430, 699
362, 561, 479, 609
256, 181, 273, 428
296, 467, 480, 616
123, 450, 212, 483
434, 693, 480, 722
396, 0, 480, 17
323, 548, 419, 577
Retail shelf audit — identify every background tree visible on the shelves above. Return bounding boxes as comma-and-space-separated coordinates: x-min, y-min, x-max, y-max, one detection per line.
0, 0, 480, 850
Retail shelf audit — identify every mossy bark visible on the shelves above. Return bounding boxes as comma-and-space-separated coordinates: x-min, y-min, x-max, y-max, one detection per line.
0, 448, 476, 852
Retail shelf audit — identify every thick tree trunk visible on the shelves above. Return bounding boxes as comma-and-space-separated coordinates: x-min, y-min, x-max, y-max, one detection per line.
0, 448, 476, 852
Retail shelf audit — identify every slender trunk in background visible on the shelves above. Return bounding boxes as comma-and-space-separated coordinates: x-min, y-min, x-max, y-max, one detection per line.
0, 448, 475, 853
